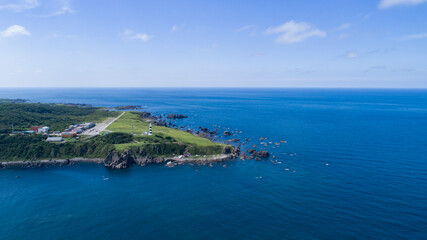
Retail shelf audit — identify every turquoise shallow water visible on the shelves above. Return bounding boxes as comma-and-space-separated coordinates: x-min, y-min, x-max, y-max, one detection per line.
0, 88, 426, 239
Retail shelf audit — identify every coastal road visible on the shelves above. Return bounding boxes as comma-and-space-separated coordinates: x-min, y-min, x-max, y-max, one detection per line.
82, 112, 125, 136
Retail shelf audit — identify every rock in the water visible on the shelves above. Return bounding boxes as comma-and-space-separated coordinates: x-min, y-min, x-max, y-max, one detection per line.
254, 151, 269, 158
104, 150, 135, 169
255, 157, 261, 161
223, 131, 231, 136
227, 138, 240, 142
232, 146, 241, 158
167, 113, 188, 119
247, 148, 256, 154
165, 161, 176, 167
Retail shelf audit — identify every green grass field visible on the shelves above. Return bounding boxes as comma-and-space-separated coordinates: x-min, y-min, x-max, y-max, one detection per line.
106, 112, 228, 153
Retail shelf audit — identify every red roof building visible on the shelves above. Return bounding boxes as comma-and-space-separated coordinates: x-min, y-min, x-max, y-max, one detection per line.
30, 126, 42, 132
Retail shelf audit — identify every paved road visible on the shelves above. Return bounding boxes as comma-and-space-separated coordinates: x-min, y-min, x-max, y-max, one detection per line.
82, 112, 125, 136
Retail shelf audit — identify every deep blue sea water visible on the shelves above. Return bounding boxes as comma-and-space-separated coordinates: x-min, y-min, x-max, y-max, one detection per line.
0, 88, 426, 240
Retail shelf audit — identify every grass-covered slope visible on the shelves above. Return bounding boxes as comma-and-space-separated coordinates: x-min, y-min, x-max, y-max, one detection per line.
106, 112, 229, 155
0, 102, 119, 133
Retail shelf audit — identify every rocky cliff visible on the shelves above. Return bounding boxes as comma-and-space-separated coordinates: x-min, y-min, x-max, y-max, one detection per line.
104, 150, 135, 169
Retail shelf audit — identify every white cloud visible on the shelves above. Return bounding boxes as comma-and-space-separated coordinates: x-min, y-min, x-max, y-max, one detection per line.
0, 0, 39, 12
401, 33, 427, 40
0, 0, 74, 16
40, 0, 73, 17
130, 33, 152, 42
379, 0, 427, 8
52, 2, 73, 16
346, 52, 358, 58
265, 20, 326, 44
337, 23, 351, 31
0, 25, 30, 38
122, 30, 153, 42
171, 24, 185, 33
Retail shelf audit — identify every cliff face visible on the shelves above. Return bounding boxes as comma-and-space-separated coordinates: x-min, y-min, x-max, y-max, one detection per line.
104, 150, 135, 169
103, 150, 169, 168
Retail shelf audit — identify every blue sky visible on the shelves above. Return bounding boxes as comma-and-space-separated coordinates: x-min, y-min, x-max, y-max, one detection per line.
0, 0, 426, 88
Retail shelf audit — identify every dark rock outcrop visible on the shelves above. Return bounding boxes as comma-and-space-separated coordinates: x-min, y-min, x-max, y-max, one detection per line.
139, 111, 155, 119
222, 146, 234, 155
254, 151, 269, 158
114, 105, 142, 110
154, 119, 167, 127
223, 131, 231, 136
247, 148, 256, 154
136, 156, 167, 166
227, 138, 240, 142
167, 113, 188, 119
104, 150, 135, 169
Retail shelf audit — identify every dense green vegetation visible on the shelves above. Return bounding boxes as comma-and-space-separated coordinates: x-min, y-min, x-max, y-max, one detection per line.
0, 134, 115, 161
0, 102, 119, 133
0, 132, 230, 161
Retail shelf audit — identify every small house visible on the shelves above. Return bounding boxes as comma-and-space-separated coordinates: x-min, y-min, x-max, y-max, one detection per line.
38, 126, 50, 133
30, 126, 41, 132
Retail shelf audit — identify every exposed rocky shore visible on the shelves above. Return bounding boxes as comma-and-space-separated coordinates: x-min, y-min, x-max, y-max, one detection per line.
0, 142, 273, 170
0, 149, 239, 170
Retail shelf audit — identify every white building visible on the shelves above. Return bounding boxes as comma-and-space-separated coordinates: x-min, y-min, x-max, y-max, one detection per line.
38, 126, 50, 133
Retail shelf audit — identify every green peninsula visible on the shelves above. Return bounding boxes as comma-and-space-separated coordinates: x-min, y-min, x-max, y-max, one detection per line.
0, 101, 234, 167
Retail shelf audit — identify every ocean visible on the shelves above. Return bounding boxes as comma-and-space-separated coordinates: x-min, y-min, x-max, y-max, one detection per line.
0, 88, 426, 239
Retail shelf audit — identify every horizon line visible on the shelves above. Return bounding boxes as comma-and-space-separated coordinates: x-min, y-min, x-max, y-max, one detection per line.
1, 86, 427, 90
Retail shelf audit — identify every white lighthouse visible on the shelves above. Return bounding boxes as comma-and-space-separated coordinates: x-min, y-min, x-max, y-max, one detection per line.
149, 123, 152, 135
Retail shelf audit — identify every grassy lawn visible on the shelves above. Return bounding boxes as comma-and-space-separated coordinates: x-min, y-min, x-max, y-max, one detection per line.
107, 111, 227, 151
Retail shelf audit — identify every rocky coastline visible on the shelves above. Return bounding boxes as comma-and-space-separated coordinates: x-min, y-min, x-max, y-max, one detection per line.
0, 152, 237, 170
0, 145, 273, 170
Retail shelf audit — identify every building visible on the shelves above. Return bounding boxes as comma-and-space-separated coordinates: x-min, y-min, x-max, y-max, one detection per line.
83, 122, 95, 129
72, 128, 83, 134
38, 126, 50, 133
61, 132, 77, 138
30, 126, 41, 132
46, 137, 63, 142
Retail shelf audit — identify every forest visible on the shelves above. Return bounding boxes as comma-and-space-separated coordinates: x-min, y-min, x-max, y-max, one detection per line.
0, 101, 119, 133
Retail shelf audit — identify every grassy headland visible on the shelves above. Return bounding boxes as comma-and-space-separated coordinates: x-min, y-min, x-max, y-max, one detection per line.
107, 112, 227, 155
